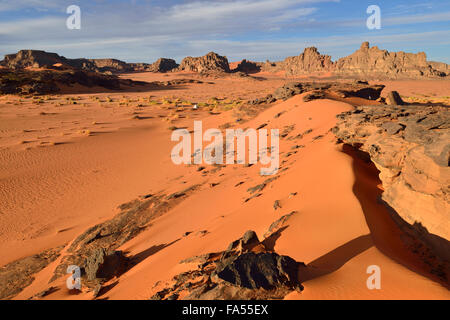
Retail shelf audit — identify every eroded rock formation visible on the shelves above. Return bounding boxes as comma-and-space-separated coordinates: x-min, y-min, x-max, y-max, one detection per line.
251, 81, 385, 105
333, 104, 449, 240
0, 50, 179, 74
335, 42, 447, 79
261, 42, 449, 79
0, 68, 147, 95
234, 59, 262, 73
178, 52, 230, 73
262, 47, 334, 75
0, 50, 133, 73
147, 58, 179, 73
3, 43, 449, 79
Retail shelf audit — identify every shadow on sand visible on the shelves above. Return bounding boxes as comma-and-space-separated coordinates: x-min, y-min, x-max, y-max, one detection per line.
298, 234, 374, 283
125, 238, 181, 273
296, 144, 449, 289
342, 144, 449, 289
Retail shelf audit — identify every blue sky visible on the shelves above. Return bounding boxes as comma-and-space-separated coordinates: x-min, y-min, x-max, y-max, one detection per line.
1, 0, 449, 63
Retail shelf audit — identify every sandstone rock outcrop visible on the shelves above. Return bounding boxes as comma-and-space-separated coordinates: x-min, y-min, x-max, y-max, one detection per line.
147, 58, 179, 73
86, 58, 132, 73
429, 61, 450, 74
178, 52, 230, 73
335, 42, 447, 79
260, 42, 449, 79
234, 59, 261, 73
251, 81, 385, 105
130, 58, 179, 73
0, 50, 180, 74
0, 68, 146, 95
3, 43, 448, 79
386, 91, 405, 105
1, 50, 67, 70
333, 105, 449, 240
0, 50, 134, 73
263, 47, 334, 75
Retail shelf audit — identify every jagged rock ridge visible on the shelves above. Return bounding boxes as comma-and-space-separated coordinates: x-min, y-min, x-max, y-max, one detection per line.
177, 52, 230, 73
262, 47, 334, 75
2, 43, 449, 79
262, 42, 449, 79
335, 42, 447, 79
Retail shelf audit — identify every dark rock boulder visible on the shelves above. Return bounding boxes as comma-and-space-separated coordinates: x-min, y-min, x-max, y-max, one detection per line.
214, 252, 303, 291
152, 229, 305, 300
241, 230, 259, 248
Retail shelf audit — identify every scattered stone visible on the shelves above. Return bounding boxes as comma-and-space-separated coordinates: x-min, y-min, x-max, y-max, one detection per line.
167, 293, 179, 300
273, 200, 281, 210
264, 211, 298, 238
386, 91, 405, 105
247, 183, 266, 194
85, 248, 128, 282
0, 246, 63, 300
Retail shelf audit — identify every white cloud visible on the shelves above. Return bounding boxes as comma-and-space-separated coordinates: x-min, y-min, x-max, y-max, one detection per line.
0, 0, 67, 12
384, 11, 450, 25
0, 17, 62, 35
0, 0, 448, 64
167, 0, 324, 21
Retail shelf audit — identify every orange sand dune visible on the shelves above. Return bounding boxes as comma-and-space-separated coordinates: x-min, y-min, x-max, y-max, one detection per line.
1, 73, 449, 300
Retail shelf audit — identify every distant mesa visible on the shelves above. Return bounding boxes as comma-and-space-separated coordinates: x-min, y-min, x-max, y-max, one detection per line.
0, 50, 179, 74
262, 46, 334, 75
0, 50, 131, 73
1, 42, 449, 79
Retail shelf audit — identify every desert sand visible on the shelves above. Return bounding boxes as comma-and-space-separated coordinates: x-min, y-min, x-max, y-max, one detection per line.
0, 70, 449, 300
